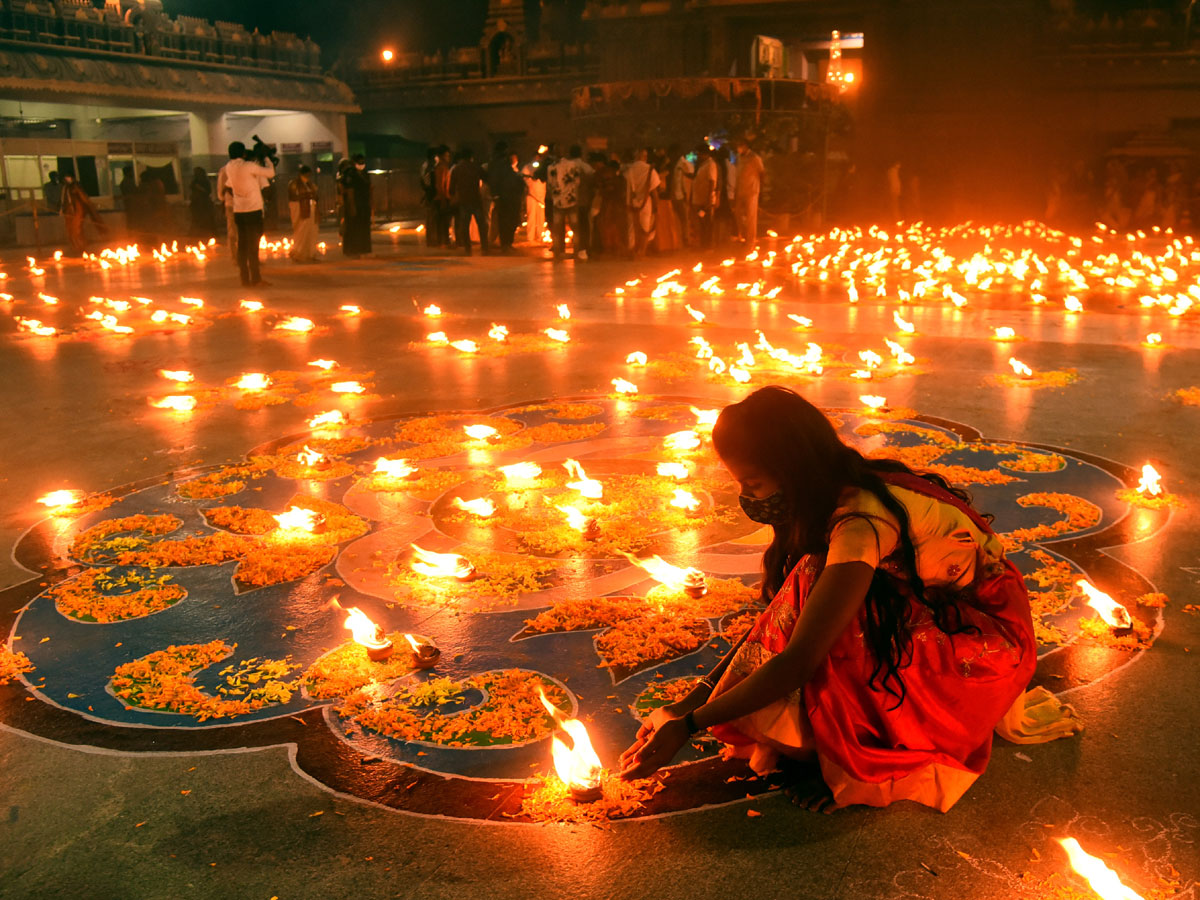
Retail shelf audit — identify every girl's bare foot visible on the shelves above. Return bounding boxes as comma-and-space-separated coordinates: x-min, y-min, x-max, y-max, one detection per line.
776, 758, 837, 814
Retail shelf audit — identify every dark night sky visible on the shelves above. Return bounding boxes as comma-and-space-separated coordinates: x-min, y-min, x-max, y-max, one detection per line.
168, 0, 495, 61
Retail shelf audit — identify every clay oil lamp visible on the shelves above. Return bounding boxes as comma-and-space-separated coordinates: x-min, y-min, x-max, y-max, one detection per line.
343, 606, 393, 662
538, 688, 604, 803
410, 544, 476, 581
403, 633, 441, 670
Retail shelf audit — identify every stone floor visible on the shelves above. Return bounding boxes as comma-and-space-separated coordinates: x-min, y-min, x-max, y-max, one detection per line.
1, 230, 1197, 900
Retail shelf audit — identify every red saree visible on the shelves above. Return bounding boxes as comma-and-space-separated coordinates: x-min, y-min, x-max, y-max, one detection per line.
709, 472, 1037, 812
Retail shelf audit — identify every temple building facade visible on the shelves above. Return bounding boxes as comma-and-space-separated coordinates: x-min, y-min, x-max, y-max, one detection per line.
0, 0, 356, 242
348, 0, 1200, 225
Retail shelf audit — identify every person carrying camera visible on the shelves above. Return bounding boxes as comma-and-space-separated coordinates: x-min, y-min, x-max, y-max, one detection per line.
217, 140, 274, 286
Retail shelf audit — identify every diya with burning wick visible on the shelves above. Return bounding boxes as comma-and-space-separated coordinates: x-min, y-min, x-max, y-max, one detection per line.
538, 688, 604, 803
403, 633, 441, 669
625, 553, 709, 599
409, 544, 478, 581
1076, 580, 1134, 636
555, 503, 601, 540
343, 606, 394, 661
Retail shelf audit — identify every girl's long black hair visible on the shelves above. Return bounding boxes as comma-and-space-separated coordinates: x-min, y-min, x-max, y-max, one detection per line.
712, 385, 985, 708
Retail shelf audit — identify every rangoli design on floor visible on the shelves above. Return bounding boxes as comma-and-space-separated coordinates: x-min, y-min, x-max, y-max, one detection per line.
0, 396, 1171, 822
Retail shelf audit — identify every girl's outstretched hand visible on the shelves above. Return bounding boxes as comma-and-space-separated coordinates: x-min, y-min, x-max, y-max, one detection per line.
617, 704, 681, 772
619, 715, 690, 780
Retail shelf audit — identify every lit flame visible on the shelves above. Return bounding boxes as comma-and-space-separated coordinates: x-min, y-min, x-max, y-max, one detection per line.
330, 381, 365, 394
273, 506, 321, 533
1136, 464, 1162, 496
500, 461, 541, 482
38, 489, 82, 510
994, 326, 1016, 340
339, 304, 361, 315
670, 488, 700, 511
893, 311, 915, 333
427, 331, 449, 344
1057, 837, 1145, 900
685, 304, 706, 323
1076, 580, 1133, 630
180, 296, 204, 308
664, 431, 701, 451
1008, 357, 1033, 377
410, 544, 475, 579
544, 328, 570, 342
625, 351, 647, 366
423, 304, 442, 317
537, 688, 602, 793
1144, 332, 1162, 345
308, 359, 337, 370
884, 339, 915, 365
623, 552, 705, 591
556, 303, 571, 319
343, 606, 389, 649
450, 340, 478, 353
240, 299, 264, 312
276, 316, 314, 333
555, 503, 592, 532
563, 459, 602, 498
611, 378, 638, 394
859, 395, 887, 410
374, 457, 416, 479
1064, 296, 1084, 313
691, 407, 719, 430
151, 395, 196, 411
788, 314, 813, 328
403, 633, 421, 652
657, 462, 690, 480
235, 372, 271, 391
308, 410, 347, 429
15, 317, 56, 336
297, 445, 325, 467
159, 369, 194, 382
464, 424, 499, 441
452, 497, 496, 517
488, 323, 509, 341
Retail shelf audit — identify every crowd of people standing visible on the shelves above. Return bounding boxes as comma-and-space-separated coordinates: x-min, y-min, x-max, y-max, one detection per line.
420, 138, 766, 261
47, 135, 769, 269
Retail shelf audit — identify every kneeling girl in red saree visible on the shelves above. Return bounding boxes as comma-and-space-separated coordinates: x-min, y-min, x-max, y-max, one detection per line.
620, 386, 1042, 812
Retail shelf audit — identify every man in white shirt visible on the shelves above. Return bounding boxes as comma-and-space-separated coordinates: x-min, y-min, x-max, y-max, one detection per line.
546, 145, 593, 261
216, 141, 274, 286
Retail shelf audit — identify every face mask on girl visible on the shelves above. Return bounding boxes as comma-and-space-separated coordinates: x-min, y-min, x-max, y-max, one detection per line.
738, 491, 790, 525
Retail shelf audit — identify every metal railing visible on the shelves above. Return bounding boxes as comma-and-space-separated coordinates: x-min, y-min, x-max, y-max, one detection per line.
0, 3, 322, 76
